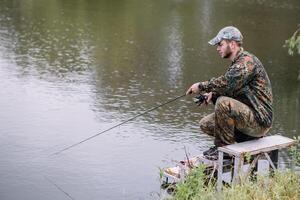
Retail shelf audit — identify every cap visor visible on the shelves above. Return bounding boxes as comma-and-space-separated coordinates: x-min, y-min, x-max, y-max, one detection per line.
208, 37, 220, 46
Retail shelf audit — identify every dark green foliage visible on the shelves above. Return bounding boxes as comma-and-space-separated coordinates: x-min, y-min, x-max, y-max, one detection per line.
284, 26, 300, 55
289, 136, 300, 166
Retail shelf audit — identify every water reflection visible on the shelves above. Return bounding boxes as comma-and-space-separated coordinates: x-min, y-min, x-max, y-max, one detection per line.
0, 0, 298, 160
165, 10, 183, 86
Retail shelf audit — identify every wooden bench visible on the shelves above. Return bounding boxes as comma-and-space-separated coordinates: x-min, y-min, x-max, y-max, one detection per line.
217, 135, 296, 191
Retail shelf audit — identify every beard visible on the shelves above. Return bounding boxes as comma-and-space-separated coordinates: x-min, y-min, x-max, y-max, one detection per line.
222, 45, 232, 58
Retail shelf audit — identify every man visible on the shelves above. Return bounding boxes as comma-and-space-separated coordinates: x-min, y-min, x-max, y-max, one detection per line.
186, 26, 273, 160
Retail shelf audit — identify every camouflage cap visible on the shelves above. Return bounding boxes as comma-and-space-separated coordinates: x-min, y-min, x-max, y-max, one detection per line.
208, 26, 243, 46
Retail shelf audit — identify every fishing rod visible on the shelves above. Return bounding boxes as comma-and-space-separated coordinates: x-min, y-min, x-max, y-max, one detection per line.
52, 93, 187, 156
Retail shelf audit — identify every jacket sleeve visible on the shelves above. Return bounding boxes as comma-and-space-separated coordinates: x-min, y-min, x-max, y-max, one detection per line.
211, 92, 220, 105
198, 59, 254, 97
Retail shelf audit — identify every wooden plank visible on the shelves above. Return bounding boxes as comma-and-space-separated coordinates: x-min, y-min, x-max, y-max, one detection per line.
218, 135, 295, 156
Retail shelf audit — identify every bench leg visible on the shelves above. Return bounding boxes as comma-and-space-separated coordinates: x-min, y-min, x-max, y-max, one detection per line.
264, 152, 276, 170
232, 155, 244, 184
269, 150, 278, 169
217, 151, 224, 192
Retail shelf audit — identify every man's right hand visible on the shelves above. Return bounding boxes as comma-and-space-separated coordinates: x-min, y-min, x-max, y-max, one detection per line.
203, 92, 213, 104
186, 82, 201, 95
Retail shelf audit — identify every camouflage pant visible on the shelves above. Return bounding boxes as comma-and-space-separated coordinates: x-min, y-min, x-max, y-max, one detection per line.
199, 96, 270, 146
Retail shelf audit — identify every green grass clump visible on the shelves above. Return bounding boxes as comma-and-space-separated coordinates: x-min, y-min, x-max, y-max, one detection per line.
222, 171, 300, 200
170, 168, 300, 200
289, 136, 300, 166
171, 165, 215, 200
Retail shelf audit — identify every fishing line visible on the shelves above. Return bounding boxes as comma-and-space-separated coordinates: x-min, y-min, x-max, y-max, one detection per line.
44, 176, 76, 200
52, 93, 186, 156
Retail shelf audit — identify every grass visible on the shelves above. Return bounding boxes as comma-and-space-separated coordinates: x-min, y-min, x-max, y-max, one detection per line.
170, 165, 215, 200
221, 171, 300, 200
164, 139, 300, 200
166, 166, 300, 200
289, 136, 300, 166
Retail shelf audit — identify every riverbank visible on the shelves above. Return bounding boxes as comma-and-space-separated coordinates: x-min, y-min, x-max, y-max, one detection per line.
168, 166, 300, 200
166, 137, 300, 200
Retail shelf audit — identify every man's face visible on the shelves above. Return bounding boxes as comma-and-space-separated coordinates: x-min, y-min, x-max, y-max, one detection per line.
216, 40, 232, 58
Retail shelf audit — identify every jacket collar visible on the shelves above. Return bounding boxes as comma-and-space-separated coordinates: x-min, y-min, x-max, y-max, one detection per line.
232, 47, 244, 64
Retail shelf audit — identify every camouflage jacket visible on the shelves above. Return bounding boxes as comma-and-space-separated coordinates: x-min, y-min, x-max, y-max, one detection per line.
199, 48, 273, 128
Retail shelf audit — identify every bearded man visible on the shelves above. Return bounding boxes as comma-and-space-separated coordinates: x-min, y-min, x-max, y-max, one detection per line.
186, 26, 273, 160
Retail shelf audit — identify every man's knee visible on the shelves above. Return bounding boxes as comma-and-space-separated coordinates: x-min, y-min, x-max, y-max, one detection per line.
199, 117, 208, 131
199, 114, 215, 136
215, 96, 233, 113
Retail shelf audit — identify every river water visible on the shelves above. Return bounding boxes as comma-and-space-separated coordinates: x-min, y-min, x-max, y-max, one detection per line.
0, 0, 299, 199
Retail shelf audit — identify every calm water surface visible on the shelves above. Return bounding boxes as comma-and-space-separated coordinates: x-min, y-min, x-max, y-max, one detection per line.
0, 0, 299, 199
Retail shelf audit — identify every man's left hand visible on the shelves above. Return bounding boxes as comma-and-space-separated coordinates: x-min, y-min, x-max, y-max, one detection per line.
186, 82, 201, 95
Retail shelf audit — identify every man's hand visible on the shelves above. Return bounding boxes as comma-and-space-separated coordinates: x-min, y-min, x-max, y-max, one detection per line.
203, 92, 213, 105
186, 82, 201, 95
